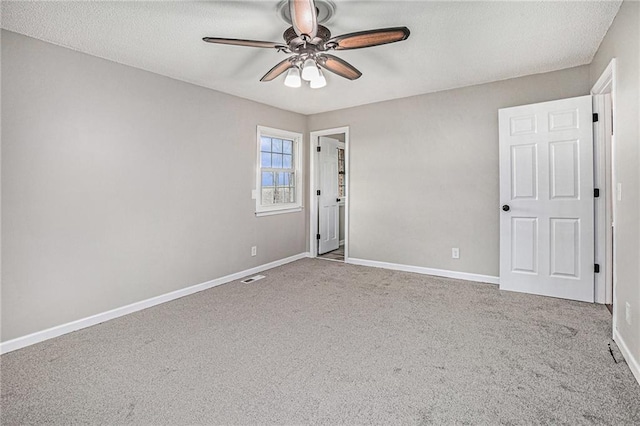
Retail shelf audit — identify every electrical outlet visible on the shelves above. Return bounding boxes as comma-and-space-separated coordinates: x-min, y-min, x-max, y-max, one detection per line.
251, 246, 257, 257
626, 302, 631, 325
452, 248, 460, 259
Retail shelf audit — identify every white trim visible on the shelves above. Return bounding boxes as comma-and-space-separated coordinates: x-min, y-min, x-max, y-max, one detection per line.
347, 258, 500, 285
309, 126, 350, 260
613, 328, 640, 386
255, 125, 303, 216
0, 252, 311, 354
344, 131, 350, 262
591, 59, 616, 95
255, 207, 302, 217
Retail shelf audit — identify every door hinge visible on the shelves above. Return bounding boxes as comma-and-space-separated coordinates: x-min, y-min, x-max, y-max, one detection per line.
316, 234, 321, 240
594, 188, 600, 198
316, 146, 321, 152
593, 113, 599, 123
595, 264, 600, 273
316, 190, 321, 196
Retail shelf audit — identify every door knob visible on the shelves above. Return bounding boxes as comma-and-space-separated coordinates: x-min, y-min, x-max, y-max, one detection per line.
337, 198, 341, 202
502, 205, 510, 212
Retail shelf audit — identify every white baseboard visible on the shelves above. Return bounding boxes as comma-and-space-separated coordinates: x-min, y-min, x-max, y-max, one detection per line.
346, 258, 499, 285
0, 252, 311, 355
614, 328, 640, 386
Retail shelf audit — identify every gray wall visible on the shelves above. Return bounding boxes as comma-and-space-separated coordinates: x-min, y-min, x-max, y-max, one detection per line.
1, 31, 308, 341
589, 0, 640, 368
309, 66, 591, 277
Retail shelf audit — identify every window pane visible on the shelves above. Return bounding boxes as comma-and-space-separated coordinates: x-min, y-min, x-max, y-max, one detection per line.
278, 172, 294, 187
280, 188, 290, 204
274, 188, 283, 204
261, 137, 271, 152
267, 172, 295, 205
274, 173, 286, 188
272, 153, 283, 168
262, 171, 274, 187
283, 154, 292, 169
261, 188, 274, 205
283, 140, 292, 154
261, 152, 271, 167
286, 188, 296, 203
272, 139, 283, 153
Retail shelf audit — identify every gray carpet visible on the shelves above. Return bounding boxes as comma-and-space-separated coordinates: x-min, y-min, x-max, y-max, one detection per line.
1, 258, 639, 424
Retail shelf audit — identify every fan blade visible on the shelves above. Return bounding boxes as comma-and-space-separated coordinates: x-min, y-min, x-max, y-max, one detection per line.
317, 54, 362, 80
328, 27, 410, 50
289, 0, 318, 38
203, 37, 282, 49
260, 58, 295, 82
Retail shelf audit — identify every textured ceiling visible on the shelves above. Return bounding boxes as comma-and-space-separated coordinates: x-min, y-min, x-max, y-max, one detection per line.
1, 1, 621, 115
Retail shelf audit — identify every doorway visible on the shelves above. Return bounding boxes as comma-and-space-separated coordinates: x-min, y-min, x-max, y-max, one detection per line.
309, 127, 349, 262
497, 59, 617, 312
591, 59, 617, 318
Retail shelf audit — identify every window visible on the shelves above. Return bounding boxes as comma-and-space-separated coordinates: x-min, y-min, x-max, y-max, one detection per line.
256, 126, 303, 216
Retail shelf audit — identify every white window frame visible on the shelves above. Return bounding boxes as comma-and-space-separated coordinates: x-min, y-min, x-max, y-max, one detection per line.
255, 125, 303, 217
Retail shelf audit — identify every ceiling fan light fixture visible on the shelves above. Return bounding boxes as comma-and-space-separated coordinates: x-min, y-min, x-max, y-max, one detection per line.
310, 68, 327, 89
301, 58, 320, 81
284, 66, 302, 87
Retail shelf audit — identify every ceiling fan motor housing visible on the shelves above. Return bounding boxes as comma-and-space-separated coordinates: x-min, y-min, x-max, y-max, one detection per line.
284, 25, 332, 52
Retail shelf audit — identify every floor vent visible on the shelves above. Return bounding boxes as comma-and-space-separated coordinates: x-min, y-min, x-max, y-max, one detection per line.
241, 275, 266, 284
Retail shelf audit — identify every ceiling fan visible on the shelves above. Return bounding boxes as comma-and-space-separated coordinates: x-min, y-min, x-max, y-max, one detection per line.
203, 0, 410, 88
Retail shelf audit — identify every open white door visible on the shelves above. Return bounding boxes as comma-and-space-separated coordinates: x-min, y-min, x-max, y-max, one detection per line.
499, 95, 594, 302
318, 136, 340, 254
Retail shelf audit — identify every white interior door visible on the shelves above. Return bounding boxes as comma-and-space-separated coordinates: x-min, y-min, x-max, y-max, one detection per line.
499, 95, 594, 302
318, 137, 340, 254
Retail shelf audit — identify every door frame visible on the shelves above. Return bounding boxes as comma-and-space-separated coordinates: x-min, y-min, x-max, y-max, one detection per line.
591, 59, 617, 329
309, 126, 350, 259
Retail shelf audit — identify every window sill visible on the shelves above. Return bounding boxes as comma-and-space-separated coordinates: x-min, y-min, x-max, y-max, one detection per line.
255, 206, 303, 217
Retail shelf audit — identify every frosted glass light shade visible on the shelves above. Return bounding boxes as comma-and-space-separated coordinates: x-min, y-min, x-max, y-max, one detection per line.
284, 67, 301, 88
301, 58, 320, 81
310, 69, 327, 89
